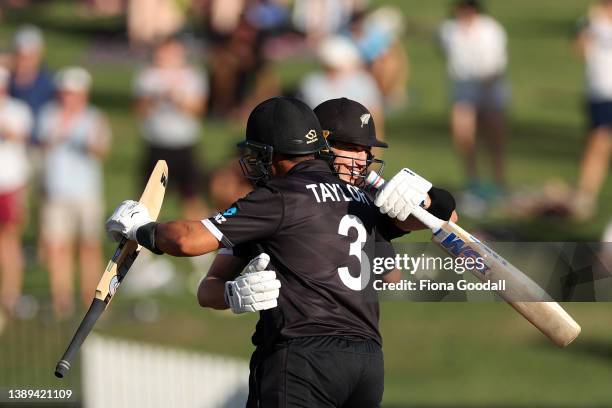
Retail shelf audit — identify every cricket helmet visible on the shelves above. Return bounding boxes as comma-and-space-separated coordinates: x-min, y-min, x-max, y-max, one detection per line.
314, 98, 386, 186
238, 96, 329, 185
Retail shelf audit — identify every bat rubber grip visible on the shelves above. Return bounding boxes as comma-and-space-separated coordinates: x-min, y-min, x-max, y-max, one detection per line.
54, 298, 107, 378
54, 360, 70, 378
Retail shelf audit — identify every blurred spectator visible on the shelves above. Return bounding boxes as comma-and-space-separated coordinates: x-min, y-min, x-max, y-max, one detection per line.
127, 0, 185, 47
199, 0, 245, 36
572, 0, 612, 220
82, 0, 124, 17
208, 151, 253, 211
201, 0, 281, 118
38, 67, 111, 319
349, 7, 409, 111
438, 0, 509, 203
292, 0, 366, 44
133, 37, 209, 219
0, 66, 33, 317
9, 25, 56, 144
299, 35, 385, 141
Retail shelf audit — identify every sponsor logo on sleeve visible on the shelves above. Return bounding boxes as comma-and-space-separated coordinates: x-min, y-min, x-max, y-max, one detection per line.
223, 207, 237, 217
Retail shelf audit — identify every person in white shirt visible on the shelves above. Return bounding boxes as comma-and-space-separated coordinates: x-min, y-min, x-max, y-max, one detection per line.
438, 0, 509, 198
0, 66, 33, 317
38, 67, 112, 318
133, 36, 208, 220
573, 0, 612, 219
292, 0, 365, 44
299, 35, 385, 142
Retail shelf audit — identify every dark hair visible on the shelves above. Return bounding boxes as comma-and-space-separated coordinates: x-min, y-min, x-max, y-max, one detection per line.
152, 34, 185, 51
454, 0, 483, 12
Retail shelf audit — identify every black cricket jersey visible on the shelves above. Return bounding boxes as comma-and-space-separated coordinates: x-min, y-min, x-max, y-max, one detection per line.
202, 159, 404, 347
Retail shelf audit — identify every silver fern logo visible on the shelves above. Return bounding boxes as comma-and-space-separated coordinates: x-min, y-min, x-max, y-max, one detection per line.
360, 114, 371, 128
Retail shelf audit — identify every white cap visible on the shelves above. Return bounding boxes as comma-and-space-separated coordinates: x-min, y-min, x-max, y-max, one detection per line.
317, 36, 362, 71
13, 24, 44, 53
55, 66, 92, 92
0, 66, 10, 86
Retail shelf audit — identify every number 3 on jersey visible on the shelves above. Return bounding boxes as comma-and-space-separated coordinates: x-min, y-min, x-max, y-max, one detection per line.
337, 214, 371, 291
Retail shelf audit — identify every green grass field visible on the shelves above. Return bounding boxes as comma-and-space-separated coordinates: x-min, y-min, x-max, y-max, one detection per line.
1, 1, 611, 406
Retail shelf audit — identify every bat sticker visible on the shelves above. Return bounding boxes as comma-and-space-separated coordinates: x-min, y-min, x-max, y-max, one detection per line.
109, 275, 120, 297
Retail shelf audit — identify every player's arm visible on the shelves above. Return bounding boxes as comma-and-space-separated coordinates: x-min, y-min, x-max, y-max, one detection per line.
198, 251, 281, 314
155, 220, 222, 256
107, 186, 282, 257
197, 253, 246, 309
106, 201, 221, 256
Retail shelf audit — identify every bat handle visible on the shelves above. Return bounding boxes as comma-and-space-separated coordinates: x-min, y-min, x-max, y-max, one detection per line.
365, 171, 444, 231
411, 206, 445, 232
54, 298, 106, 378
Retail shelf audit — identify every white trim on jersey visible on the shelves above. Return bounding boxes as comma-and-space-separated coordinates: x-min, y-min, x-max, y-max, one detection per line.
201, 219, 234, 248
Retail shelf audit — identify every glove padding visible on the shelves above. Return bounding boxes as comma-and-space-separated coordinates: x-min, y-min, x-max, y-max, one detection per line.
374, 168, 432, 221
105, 200, 154, 242
225, 253, 281, 314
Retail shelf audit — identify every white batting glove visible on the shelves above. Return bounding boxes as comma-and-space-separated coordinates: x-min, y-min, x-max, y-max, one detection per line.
105, 200, 153, 242
374, 168, 432, 221
225, 253, 281, 314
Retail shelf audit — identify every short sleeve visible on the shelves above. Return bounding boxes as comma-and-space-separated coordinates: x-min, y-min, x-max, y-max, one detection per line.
490, 18, 507, 47
184, 68, 208, 100
230, 243, 258, 261
4, 101, 33, 137
201, 186, 284, 248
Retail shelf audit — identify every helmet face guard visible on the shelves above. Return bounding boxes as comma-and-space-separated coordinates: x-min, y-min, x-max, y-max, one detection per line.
322, 146, 385, 188
238, 141, 274, 186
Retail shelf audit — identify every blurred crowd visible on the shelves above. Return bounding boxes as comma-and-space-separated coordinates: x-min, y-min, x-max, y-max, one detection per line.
0, 0, 610, 321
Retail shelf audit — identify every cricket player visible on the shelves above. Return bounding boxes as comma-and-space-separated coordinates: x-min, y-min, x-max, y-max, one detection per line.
199, 97, 458, 302
106, 97, 449, 407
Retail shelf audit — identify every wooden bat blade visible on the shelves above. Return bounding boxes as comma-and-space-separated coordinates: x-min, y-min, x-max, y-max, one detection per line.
364, 171, 581, 348
54, 160, 168, 378
432, 220, 581, 347
510, 302, 581, 347
95, 160, 168, 304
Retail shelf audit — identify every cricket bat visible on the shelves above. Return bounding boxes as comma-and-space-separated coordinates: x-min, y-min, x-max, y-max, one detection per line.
54, 160, 168, 378
366, 171, 581, 348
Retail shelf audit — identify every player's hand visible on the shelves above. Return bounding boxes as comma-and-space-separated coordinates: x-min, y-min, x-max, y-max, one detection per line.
105, 200, 153, 242
374, 168, 432, 221
224, 253, 281, 314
